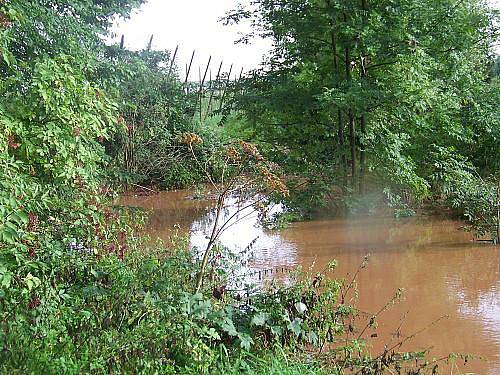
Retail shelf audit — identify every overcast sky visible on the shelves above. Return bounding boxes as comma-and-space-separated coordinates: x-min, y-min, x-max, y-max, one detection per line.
111, 0, 499, 80
111, 0, 271, 81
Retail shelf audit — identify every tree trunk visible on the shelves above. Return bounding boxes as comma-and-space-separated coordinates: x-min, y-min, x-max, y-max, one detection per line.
348, 109, 356, 180
326, 0, 347, 173
338, 110, 347, 172
359, 115, 366, 193
496, 180, 499, 243
344, 12, 356, 181
359, 0, 368, 193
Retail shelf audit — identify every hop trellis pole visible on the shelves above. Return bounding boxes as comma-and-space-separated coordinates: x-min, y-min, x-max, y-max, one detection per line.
168, 45, 179, 77
205, 60, 224, 121
218, 63, 233, 112
198, 56, 212, 121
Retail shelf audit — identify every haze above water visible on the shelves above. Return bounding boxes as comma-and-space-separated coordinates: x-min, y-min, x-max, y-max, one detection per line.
122, 189, 500, 374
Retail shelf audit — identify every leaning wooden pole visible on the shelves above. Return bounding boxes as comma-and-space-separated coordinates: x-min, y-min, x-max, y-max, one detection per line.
184, 50, 196, 85
204, 69, 212, 118
231, 67, 244, 110
205, 60, 223, 120
218, 63, 233, 112
237, 67, 244, 82
146, 34, 154, 51
198, 56, 212, 121
199, 56, 212, 90
168, 45, 179, 77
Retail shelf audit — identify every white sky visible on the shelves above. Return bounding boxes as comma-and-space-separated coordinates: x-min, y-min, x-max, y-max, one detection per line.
111, 0, 499, 80
110, 0, 271, 81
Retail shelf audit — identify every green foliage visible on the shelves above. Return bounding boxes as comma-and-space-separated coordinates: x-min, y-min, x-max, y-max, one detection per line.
1, 0, 143, 65
0, 3, 146, 371
226, 0, 499, 234
104, 47, 227, 189
262, 210, 303, 230
0, 0, 495, 372
383, 188, 417, 218
3, 56, 119, 183
429, 146, 498, 239
0, 235, 434, 374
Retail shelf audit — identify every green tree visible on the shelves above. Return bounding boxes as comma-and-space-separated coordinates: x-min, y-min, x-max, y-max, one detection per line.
104, 47, 223, 189
1, 0, 143, 64
226, 0, 498, 200
0, 0, 141, 345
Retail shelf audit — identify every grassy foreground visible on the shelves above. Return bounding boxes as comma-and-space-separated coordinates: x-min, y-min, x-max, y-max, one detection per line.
1, 220, 443, 374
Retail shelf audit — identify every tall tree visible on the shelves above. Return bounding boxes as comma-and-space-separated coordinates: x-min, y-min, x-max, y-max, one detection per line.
226, 0, 498, 197
0, 0, 144, 83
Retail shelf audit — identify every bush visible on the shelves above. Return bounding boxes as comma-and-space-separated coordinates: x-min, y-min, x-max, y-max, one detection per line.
429, 146, 498, 240
1, 236, 433, 374
105, 48, 227, 190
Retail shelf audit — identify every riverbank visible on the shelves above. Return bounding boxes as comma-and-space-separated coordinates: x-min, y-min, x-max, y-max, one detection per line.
0, 226, 437, 374
122, 188, 500, 374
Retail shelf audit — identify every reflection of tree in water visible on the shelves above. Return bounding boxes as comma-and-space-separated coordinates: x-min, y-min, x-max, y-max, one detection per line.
123, 191, 298, 284
445, 249, 500, 337
442, 248, 500, 374
190, 196, 298, 274
121, 190, 217, 242
125, 191, 499, 373
278, 215, 499, 374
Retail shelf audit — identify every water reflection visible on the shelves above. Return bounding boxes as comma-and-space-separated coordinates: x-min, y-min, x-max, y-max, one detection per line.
121, 189, 499, 374
189, 196, 297, 270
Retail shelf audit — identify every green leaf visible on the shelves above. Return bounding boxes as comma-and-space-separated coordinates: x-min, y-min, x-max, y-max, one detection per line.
1, 272, 12, 288
220, 317, 238, 337
237, 332, 254, 350
287, 318, 303, 337
294, 301, 307, 315
24, 273, 41, 291
205, 328, 221, 341
251, 312, 269, 327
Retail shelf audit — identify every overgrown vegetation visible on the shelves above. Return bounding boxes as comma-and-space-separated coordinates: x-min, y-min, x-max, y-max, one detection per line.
0, 0, 498, 373
105, 47, 229, 189
225, 0, 499, 239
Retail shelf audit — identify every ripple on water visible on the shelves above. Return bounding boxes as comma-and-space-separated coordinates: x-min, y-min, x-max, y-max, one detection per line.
121, 189, 500, 374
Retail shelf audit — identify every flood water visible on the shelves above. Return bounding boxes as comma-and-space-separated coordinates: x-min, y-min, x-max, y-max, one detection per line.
122, 189, 500, 374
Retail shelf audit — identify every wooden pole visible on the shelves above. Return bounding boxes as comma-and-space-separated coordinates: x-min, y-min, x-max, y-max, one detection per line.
205, 61, 223, 119
219, 63, 233, 112
198, 56, 212, 121
184, 50, 196, 85
147, 34, 154, 51
232, 67, 245, 110
200, 56, 212, 90
198, 66, 202, 119
205, 69, 212, 118
168, 45, 179, 77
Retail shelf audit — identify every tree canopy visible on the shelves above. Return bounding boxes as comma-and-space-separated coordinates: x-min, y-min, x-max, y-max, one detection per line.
226, 0, 499, 204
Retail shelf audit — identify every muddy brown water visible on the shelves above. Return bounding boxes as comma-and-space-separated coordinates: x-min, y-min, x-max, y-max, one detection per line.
121, 189, 499, 374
